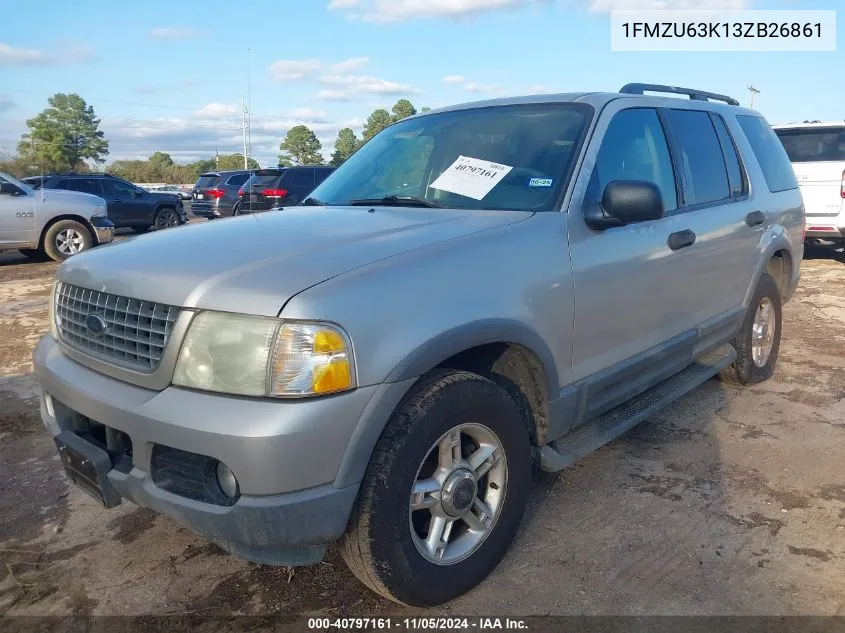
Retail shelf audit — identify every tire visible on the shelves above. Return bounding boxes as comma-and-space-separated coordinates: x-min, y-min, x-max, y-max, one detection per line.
340, 369, 531, 606
153, 207, 180, 230
720, 273, 782, 385
43, 220, 93, 262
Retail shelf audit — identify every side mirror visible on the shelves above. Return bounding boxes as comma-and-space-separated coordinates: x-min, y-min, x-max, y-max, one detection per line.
0, 182, 22, 196
584, 180, 664, 230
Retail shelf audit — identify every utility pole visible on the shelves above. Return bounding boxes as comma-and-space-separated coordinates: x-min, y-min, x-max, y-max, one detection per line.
242, 96, 248, 170
215, 147, 219, 170
747, 85, 760, 109
247, 48, 252, 166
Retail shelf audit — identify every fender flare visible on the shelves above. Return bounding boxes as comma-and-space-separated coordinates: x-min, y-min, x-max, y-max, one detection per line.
384, 318, 560, 395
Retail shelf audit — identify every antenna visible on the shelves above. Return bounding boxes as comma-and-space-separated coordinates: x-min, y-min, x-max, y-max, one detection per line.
747, 85, 760, 109
242, 96, 248, 170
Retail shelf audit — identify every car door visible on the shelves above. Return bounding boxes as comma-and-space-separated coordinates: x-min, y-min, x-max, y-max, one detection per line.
100, 178, 147, 224
0, 175, 36, 246
567, 104, 699, 420
659, 108, 760, 338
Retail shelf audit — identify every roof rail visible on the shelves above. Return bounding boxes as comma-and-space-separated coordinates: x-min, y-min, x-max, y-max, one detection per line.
619, 83, 740, 107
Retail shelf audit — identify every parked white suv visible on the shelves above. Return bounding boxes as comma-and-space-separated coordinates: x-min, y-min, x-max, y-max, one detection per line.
774, 121, 845, 244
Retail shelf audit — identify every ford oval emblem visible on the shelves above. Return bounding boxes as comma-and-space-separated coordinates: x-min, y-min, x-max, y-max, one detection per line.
85, 314, 108, 336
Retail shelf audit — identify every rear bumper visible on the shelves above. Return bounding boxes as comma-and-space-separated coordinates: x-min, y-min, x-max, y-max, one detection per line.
804, 224, 845, 240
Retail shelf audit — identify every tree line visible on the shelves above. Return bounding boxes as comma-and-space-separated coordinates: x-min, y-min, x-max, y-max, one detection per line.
0, 93, 430, 183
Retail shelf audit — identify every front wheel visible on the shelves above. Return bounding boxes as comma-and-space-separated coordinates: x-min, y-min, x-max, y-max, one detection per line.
154, 207, 180, 230
720, 272, 782, 385
43, 220, 93, 261
341, 370, 531, 606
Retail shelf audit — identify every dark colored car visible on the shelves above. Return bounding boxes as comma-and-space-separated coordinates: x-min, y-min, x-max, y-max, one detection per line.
191, 170, 253, 219
236, 166, 335, 214
28, 173, 186, 232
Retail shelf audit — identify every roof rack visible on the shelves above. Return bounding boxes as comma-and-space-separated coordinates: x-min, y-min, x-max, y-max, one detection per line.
619, 83, 740, 107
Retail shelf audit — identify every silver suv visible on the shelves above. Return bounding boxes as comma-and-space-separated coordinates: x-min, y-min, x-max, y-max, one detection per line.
0, 172, 114, 261
33, 84, 803, 606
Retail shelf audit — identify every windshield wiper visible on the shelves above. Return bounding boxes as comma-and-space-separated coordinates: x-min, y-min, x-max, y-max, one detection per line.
300, 196, 326, 206
349, 195, 442, 208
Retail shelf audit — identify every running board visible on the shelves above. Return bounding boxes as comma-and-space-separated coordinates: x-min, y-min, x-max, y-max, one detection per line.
538, 344, 736, 472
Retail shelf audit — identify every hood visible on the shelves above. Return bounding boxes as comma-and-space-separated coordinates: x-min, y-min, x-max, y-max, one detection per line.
58, 206, 529, 316
40, 188, 106, 207
147, 191, 181, 202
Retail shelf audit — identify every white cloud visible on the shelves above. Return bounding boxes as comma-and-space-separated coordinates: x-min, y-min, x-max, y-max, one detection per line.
442, 75, 465, 84
320, 74, 421, 95
465, 82, 500, 93
588, 0, 750, 10
64, 43, 97, 63
287, 107, 329, 120
150, 27, 203, 40
317, 89, 355, 102
331, 0, 548, 23
267, 58, 324, 81
526, 84, 552, 94
193, 102, 240, 119
330, 56, 370, 72
0, 43, 52, 66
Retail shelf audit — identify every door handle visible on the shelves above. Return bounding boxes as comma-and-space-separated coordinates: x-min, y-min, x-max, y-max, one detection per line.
667, 229, 696, 251
746, 211, 766, 227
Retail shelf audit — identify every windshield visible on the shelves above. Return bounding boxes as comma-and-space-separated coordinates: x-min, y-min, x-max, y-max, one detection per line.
309, 103, 591, 211
196, 174, 220, 188
0, 172, 34, 195
775, 127, 845, 163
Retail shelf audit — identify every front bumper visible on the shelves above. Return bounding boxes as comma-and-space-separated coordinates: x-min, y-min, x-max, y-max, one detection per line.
90, 217, 115, 244
32, 334, 383, 564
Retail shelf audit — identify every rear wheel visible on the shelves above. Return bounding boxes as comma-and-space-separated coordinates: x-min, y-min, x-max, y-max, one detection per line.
154, 207, 180, 230
341, 370, 531, 606
720, 273, 782, 385
43, 220, 93, 261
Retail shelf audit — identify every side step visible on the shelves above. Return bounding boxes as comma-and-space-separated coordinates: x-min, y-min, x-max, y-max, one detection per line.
538, 344, 736, 472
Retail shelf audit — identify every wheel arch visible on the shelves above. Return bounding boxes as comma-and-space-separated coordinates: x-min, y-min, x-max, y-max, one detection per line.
335, 322, 559, 488
37, 214, 97, 250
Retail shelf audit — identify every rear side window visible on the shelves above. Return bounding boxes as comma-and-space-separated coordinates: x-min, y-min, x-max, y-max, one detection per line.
315, 169, 332, 185
226, 173, 249, 187
588, 108, 678, 213
710, 114, 746, 198
66, 178, 103, 196
290, 171, 315, 188
775, 127, 845, 163
737, 116, 798, 193
196, 174, 220, 188
665, 109, 730, 206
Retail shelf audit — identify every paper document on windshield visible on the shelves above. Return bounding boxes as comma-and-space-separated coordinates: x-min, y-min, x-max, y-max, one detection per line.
430, 155, 513, 201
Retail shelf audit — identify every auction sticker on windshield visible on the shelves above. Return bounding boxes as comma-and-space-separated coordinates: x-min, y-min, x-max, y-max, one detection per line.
430, 155, 513, 200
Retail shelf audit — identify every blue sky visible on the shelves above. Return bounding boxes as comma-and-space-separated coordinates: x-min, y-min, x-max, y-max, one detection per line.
0, 0, 841, 167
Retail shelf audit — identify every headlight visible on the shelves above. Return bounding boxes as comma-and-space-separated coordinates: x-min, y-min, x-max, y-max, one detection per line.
172, 312, 355, 398
91, 204, 108, 218
49, 281, 60, 340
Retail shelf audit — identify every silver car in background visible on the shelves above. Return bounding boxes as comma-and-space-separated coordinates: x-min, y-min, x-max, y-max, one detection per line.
0, 172, 114, 261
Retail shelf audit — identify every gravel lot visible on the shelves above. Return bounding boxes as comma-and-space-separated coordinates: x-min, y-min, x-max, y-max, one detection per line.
0, 233, 843, 617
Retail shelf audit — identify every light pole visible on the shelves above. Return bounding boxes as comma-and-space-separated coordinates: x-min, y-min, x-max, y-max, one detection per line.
747, 85, 760, 109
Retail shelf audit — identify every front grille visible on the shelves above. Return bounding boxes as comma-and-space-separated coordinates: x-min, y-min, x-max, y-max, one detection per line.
55, 282, 179, 372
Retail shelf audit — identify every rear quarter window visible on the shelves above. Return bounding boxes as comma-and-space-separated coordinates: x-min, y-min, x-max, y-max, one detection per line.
226, 173, 250, 187
736, 116, 798, 193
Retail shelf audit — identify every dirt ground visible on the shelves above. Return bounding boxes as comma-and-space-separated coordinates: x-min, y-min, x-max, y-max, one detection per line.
0, 240, 843, 617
